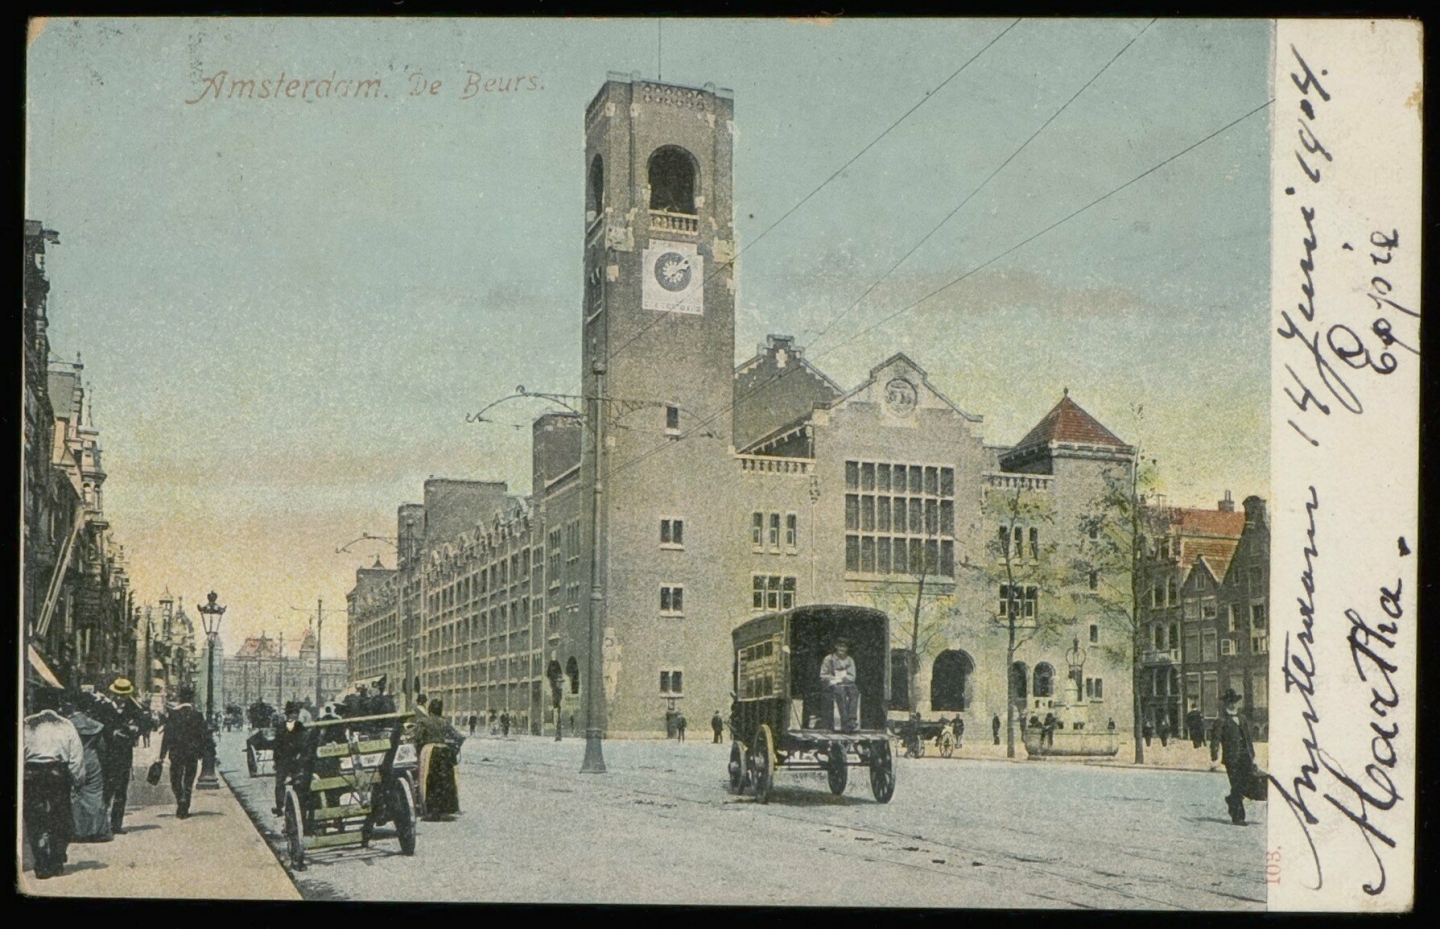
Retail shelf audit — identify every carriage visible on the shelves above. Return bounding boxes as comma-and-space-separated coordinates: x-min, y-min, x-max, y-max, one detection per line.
279, 711, 419, 870
727, 605, 896, 804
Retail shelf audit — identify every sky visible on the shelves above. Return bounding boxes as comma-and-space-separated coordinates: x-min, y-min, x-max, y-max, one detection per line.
25, 17, 1273, 657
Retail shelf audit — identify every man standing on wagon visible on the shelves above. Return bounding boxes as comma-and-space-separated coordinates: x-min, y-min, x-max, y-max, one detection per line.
820, 637, 860, 733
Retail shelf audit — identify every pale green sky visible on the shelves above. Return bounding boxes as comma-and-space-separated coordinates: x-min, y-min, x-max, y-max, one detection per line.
26, 17, 1272, 653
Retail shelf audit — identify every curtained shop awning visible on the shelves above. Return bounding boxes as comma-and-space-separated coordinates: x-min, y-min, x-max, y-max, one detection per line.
27, 644, 65, 689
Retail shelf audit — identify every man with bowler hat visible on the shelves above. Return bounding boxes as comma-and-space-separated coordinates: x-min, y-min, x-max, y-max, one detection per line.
1210, 688, 1260, 825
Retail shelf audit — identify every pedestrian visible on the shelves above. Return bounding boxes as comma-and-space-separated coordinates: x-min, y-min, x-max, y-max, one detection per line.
1042, 712, 1056, 749
488, 708, 498, 734
500, 712, 510, 737
468, 713, 478, 737
1210, 689, 1264, 825
1186, 709, 1205, 748
953, 716, 965, 748
991, 713, 1001, 745
711, 711, 724, 744
24, 688, 85, 879
68, 693, 113, 843
1142, 719, 1153, 747
1158, 715, 1172, 747
141, 711, 153, 748
102, 678, 145, 835
271, 701, 306, 817
158, 686, 209, 819
676, 713, 687, 743
415, 698, 464, 820
819, 637, 859, 733
1107, 717, 1117, 732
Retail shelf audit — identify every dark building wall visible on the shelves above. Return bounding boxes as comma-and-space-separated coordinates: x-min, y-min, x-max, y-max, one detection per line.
734, 335, 841, 451
532, 412, 583, 493
424, 480, 509, 548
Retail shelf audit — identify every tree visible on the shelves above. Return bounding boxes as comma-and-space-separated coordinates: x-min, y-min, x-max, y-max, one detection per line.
861, 545, 953, 715
971, 484, 1078, 758
1073, 443, 1166, 765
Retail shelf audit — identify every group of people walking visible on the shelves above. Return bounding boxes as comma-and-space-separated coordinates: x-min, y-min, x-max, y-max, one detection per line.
22, 678, 172, 880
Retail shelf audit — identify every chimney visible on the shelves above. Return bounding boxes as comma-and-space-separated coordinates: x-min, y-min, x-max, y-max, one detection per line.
1218, 489, 1235, 513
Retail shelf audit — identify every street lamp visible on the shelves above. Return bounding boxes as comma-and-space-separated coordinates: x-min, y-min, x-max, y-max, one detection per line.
196, 591, 226, 790
1066, 636, 1087, 706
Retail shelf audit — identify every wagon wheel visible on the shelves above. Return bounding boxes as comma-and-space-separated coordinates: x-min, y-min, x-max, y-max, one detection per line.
939, 730, 955, 759
283, 786, 307, 870
750, 725, 775, 804
246, 744, 258, 776
728, 741, 747, 794
826, 741, 848, 796
403, 770, 425, 820
392, 775, 417, 856
869, 739, 896, 804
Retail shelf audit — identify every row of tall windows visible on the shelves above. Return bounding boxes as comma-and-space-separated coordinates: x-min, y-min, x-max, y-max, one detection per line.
844, 460, 956, 577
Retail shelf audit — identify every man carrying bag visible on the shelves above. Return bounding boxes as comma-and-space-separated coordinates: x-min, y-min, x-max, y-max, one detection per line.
1210, 688, 1266, 825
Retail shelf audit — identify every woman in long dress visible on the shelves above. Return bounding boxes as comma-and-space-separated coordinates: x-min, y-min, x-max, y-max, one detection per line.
414, 699, 463, 819
68, 702, 113, 842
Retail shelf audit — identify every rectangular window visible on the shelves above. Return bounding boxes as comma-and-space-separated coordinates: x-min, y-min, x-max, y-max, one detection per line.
940, 540, 954, 577
665, 404, 680, 434
1202, 673, 1219, 717
785, 513, 797, 549
845, 461, 859, 489
845, 535, 860, 572
1251, 632, 1269, 655
1089, 570, 1099, 591
1220, 638, 1236, 656
861, 496, 875, 531
1251, 672, 1268, 709
999, 526, 1011, 558
876, 537, 892, 574
877, 497, 891, 532
845, 495, 859, 531
1151, 581, 1161, 608
769, 512, 781, 548
660, 670, 684, 694
1250, 602, 1267, 629
1029, 527, 1039, 559
876, 463, 891, 492
998, 585, 1010, 618
1167, 578, 1178, 606
752, 576, 797, 612
861, 462, 875, 491
751, 512, 764, 549
660, 586, 684, 615
1227, 604, 1238, 633
940, 499, 954, 535
1024, 586, 1038, 619
660, 518, 684, 547
860, 536, 876, 573
1184, 632, 1201, 662
1089, 623, 1099, 644
752, 576, 765, 611
1202, 629, 1218, 662
1201, 598, 1218, 620
1153, 624, 1164, 650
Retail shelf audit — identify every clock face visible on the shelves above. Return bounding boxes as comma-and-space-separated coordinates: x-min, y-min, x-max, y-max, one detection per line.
654, 252, 692, 292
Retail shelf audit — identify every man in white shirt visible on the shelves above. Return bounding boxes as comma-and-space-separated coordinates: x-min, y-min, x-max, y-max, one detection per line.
24, 688, 86, 879
819, 638, 860, 732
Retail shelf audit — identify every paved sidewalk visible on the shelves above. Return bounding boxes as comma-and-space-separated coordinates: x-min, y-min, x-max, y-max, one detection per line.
18, 734, 300, 899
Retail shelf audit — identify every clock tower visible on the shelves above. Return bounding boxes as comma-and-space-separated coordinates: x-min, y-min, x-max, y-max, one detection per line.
576, 73, 739, 736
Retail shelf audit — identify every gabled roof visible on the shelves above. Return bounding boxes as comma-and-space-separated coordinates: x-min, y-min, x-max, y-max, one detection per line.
1173, 508, 1246, 539
1012, 392, 1126, 451
829, 352, 982, 423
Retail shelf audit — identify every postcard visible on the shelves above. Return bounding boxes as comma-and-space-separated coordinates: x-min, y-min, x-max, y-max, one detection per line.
19, 17, 1418, 910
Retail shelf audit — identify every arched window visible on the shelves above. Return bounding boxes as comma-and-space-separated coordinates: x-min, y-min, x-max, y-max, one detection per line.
587, 154, 604, 221
565, 656, 580, 694
1033, 662, 1055, 699
648, 146, 698, 214
1009, 661, 1028, 705
930, 650, 974, 712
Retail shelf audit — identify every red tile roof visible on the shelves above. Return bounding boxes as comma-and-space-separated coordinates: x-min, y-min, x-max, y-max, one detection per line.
1173, 508, 1246, 539
1012, 394, 1127, 451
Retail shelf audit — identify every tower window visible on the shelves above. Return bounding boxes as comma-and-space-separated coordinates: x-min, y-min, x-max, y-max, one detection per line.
587, 154, 604, 222
648, 146, 698, 214
665, 404, 680, 434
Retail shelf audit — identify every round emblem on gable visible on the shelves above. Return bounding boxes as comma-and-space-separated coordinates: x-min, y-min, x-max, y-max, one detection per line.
885, 378, 918, 415
654, 251, 692, 292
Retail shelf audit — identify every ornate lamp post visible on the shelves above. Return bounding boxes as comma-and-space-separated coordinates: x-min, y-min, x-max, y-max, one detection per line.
196, 591, 226, 789
1066, 636, 1087, 707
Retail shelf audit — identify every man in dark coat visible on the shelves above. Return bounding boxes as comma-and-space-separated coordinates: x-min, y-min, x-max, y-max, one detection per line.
102, 678, 146, 834
271, 701, 307, 816
1186, 709, 1206, 748
992, 714, 1002, 745
500, 711, 510, 737
711, 711, 724, 744
953, 716, 965, 747
159, 688, 210, 819
1210, 688, 1260, 825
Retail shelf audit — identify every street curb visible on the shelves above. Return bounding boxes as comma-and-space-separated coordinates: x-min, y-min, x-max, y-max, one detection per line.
217, 766, 307, 898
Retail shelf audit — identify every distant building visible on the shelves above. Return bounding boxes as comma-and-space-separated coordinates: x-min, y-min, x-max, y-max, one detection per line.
223, 626, 347, 711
